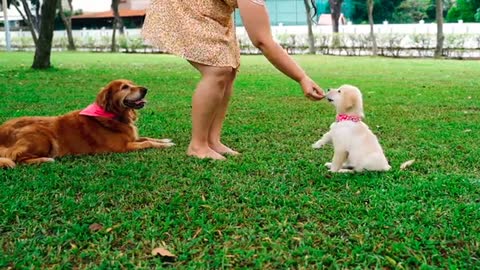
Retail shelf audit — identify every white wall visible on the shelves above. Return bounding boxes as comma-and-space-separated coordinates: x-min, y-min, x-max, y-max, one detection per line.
2, 22, 478, 38
258, 22, 480, 36
1, 22, 479, 50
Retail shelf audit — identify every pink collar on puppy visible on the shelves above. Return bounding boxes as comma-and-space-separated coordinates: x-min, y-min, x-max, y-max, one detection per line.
79, 103, 116, 119
336, 114, 362, 123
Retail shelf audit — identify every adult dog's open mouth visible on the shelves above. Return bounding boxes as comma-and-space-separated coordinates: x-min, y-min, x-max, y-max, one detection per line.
124, 97, 147, 109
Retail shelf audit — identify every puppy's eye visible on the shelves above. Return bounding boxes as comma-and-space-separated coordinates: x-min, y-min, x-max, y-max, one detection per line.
121, 85, 129, 90
338, 90, 341, 93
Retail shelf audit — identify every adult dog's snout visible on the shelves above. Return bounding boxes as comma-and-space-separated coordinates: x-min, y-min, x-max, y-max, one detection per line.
139, 87, 148, 96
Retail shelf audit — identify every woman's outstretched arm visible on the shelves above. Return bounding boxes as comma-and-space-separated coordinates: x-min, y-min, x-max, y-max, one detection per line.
238, 0, 325, 101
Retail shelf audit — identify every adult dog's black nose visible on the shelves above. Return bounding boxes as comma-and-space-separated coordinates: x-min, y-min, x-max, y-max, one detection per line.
139, 87, 148, 96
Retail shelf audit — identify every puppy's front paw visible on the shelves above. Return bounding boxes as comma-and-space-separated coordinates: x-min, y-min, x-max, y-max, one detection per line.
324, 162, 332, 169
312, 142, 323, 149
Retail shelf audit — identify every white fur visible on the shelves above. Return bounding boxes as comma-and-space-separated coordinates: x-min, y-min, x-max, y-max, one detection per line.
312, 85, 391, 173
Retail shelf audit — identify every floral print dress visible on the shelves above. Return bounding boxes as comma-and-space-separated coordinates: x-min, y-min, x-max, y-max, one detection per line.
142, 0, 264, 69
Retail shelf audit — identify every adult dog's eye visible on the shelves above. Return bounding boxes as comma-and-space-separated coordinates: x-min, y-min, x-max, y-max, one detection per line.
121, 85, 129, 90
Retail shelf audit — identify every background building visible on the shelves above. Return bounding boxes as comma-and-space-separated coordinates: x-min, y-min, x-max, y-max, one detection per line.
118, 0, 149, 11
235, 0, 309, 26
233, 0, 353, 26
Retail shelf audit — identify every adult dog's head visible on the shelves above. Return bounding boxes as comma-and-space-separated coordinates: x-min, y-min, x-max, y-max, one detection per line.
326, 85, 364, 117
96, 79, 148, 121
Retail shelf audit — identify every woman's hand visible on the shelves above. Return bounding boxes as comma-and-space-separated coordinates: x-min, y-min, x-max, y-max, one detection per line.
300, 76, 325, 101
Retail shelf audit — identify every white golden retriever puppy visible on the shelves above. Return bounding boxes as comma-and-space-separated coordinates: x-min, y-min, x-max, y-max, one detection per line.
312, 85, 391, 173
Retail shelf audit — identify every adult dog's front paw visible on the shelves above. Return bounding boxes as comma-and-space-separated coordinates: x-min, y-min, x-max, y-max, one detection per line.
162, 142, 175, 148
151, 141, 175, 148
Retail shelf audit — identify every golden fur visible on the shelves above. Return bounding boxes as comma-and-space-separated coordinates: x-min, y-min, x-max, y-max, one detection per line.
0, 79, 173, 169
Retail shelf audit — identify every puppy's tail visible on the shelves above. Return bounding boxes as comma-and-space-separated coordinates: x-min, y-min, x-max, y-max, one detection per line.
0, 157, 16, 169
400, 159, 415, 170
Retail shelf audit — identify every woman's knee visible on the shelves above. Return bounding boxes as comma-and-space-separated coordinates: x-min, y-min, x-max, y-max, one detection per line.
203, 67, 235, 89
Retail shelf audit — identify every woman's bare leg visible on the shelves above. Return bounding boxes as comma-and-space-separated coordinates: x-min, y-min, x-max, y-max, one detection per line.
208, 69, 239, 155
187, 61, 233, 160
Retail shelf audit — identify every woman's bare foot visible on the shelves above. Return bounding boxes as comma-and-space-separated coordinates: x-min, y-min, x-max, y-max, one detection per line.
209, 142, 240, 156
187, 145, 226, 160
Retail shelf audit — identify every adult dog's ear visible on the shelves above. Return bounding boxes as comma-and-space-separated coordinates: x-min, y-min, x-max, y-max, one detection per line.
96, 86, 113, 112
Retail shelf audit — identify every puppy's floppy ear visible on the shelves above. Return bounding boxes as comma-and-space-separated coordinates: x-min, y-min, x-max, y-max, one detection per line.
342, 91, 355, 111
96, 86, 113, 112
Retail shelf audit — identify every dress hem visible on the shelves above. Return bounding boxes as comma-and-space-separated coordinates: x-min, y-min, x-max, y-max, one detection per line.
142, 35, 240, 70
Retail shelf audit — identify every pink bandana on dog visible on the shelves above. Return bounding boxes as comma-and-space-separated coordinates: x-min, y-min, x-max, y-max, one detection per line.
79, 103, 116, 119
336, 114, 362, 123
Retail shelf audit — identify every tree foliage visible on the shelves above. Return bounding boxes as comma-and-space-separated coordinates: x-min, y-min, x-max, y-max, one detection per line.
331, 0, 458, 24
446, 0, 480, 22
349, 0, 403, 24
392, 0, 429, 23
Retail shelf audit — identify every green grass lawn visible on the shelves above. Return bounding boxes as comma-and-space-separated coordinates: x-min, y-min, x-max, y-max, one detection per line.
0, 52, 479, 269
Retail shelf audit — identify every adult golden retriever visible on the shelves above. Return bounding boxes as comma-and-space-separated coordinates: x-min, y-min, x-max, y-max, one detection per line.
0, 79, 173, 169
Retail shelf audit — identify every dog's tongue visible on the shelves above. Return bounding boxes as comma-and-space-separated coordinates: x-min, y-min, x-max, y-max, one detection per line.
135, 98, 147, 105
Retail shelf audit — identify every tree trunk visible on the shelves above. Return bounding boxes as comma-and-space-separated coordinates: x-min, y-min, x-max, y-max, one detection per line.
303, 0, 315, 54
58, 0, 75, 50
434, 0, 444, 58
367, 0, 377, 56
14, 0, 38, 46
111, 26, 117, 52
32, 0, 58, 69
20, 0, 39, 33
329, 0, 343, 33
34, 0, 40, 32
111, 0, 124, 52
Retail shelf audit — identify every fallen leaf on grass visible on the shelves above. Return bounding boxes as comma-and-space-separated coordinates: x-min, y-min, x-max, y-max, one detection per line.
464, 129, 472, 133
151, 247, 176, 260
89, 223, 103, 232
192, 228, 202, 239
105, 224, 121, 233
400, 159, 415, 170
386, 255, 397, 266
